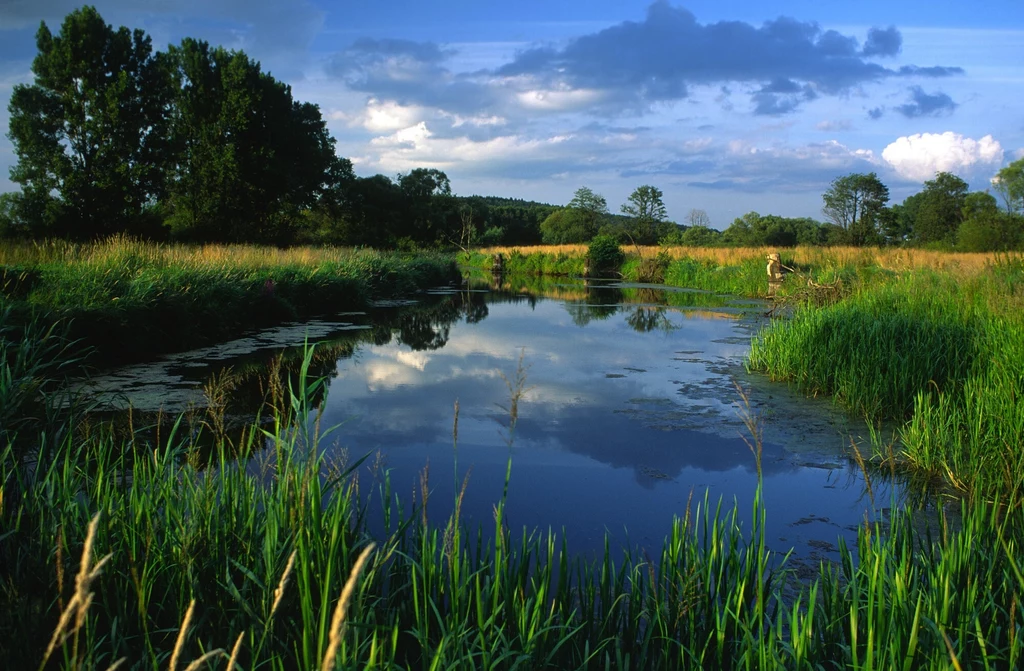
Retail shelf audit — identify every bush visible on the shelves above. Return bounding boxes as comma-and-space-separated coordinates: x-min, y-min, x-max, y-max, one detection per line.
587, 235, 624, 276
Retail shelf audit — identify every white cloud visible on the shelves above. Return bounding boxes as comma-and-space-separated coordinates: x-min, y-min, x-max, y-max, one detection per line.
358, 98, 428, 132
515, 87, 608, 112
361, 120, 578, 173
881, 132, 1004, 181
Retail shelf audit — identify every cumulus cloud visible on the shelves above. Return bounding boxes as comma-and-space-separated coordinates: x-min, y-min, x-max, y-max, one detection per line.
882, 132, 1003, 181
862, 26, 901, 57
495, 1, 961, 115
355, 120, 583, 177
895, 87, 957, 118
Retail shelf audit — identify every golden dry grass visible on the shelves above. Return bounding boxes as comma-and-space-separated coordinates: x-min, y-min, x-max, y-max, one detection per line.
479, 244, 1009, 276
0, 235, 361, 270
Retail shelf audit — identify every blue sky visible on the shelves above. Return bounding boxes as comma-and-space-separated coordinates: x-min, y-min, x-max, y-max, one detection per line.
1, 1, 1022, 228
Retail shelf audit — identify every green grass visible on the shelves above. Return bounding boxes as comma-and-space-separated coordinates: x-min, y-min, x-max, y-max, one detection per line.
4, 244, 1024, 668
748, 262, 1024, 497
2, 317, 1023, 669
0, 236, 458, 365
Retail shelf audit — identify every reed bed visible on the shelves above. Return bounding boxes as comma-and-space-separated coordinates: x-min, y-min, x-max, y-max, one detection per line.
749, 262, 1024, 497
2, 333, 1022, 669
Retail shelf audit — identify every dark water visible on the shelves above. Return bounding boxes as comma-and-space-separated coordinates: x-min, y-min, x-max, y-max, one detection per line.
77, 278, 897, 564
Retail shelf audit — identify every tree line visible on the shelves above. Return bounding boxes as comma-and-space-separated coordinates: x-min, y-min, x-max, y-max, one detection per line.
0, 7, 557, 247
3, 8, 1023, 251
543, 164, 1024, 252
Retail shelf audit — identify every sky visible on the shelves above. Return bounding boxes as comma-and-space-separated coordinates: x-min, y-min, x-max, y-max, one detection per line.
1, 1, 1022, 228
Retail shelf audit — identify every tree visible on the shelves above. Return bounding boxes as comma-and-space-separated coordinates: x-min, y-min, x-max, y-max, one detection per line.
687, 208, 710, 228
568, 186, 608, 233
164, 38, 345, 243
957, 191, 1022, 251
821, 173, 889, 244
7, 6, 172, 237
912, 172, 969, 244
993, 157, 1024, 214
343, 174, 405, 246
679, 224, 721, 247
398, 168, 454, 244
0, 193, 17, 237
539, 208, 594, 244
621, 185, 667, 244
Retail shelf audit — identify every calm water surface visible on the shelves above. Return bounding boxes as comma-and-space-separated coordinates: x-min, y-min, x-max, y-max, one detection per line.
80, 279, 898, 564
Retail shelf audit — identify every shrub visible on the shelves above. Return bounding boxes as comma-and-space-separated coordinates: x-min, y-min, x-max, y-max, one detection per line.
587, 235, 624, 276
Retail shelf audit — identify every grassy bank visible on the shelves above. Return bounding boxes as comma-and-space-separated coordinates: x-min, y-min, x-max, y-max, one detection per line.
0, 237, 458, 366
749, 259, 1024, 497
468, 244, 1004, 298
2, 335, 1022, 670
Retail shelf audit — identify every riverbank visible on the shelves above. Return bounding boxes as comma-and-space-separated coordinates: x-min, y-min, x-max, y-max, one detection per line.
2, 243, 1023, 668
0, 237, 459, 366
467, 244, 1001, 295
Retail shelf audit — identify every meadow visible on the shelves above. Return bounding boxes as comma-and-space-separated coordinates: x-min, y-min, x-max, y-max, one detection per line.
2, 240, 1023, 669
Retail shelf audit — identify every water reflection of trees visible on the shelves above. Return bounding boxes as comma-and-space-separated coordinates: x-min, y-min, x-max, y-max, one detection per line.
565, 286, 623, 327
625, 307, 676, 333
93, 290, 492, 466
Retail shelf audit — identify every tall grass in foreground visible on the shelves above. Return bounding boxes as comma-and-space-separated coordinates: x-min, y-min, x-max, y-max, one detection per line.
1, 335, 1022, 669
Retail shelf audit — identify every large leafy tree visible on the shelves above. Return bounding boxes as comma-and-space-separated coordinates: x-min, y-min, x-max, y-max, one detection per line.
568, 186, 609, 234
398, 168, 454, 244
912, 172, 969, 244
539, 208, 594, 244
993, 157, 1024, 214
821, 173, 889, 244
621, 185, 668, 244
165, 39, 348, 243
7, 6, 172, 237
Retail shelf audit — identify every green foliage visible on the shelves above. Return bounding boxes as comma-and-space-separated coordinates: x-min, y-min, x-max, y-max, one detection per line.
821, 172, 890, 244
1, 239, 457, 365
749, 276, 982, 420
721, 212, 828, 247
163, 38, 349, 243
7, 6, 172, 238
502, 249, 586, 276
993, 156, 1024, 214
912, 172, 969, 244
621, 185, 668, 244
663, 256, 766, 295
586, 234, 625, 275
539, 207, 596, 244
678, 224, 722, 246
567, 185, 609, 234
957, 210, 1024, 252
0, 193, 17, 237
